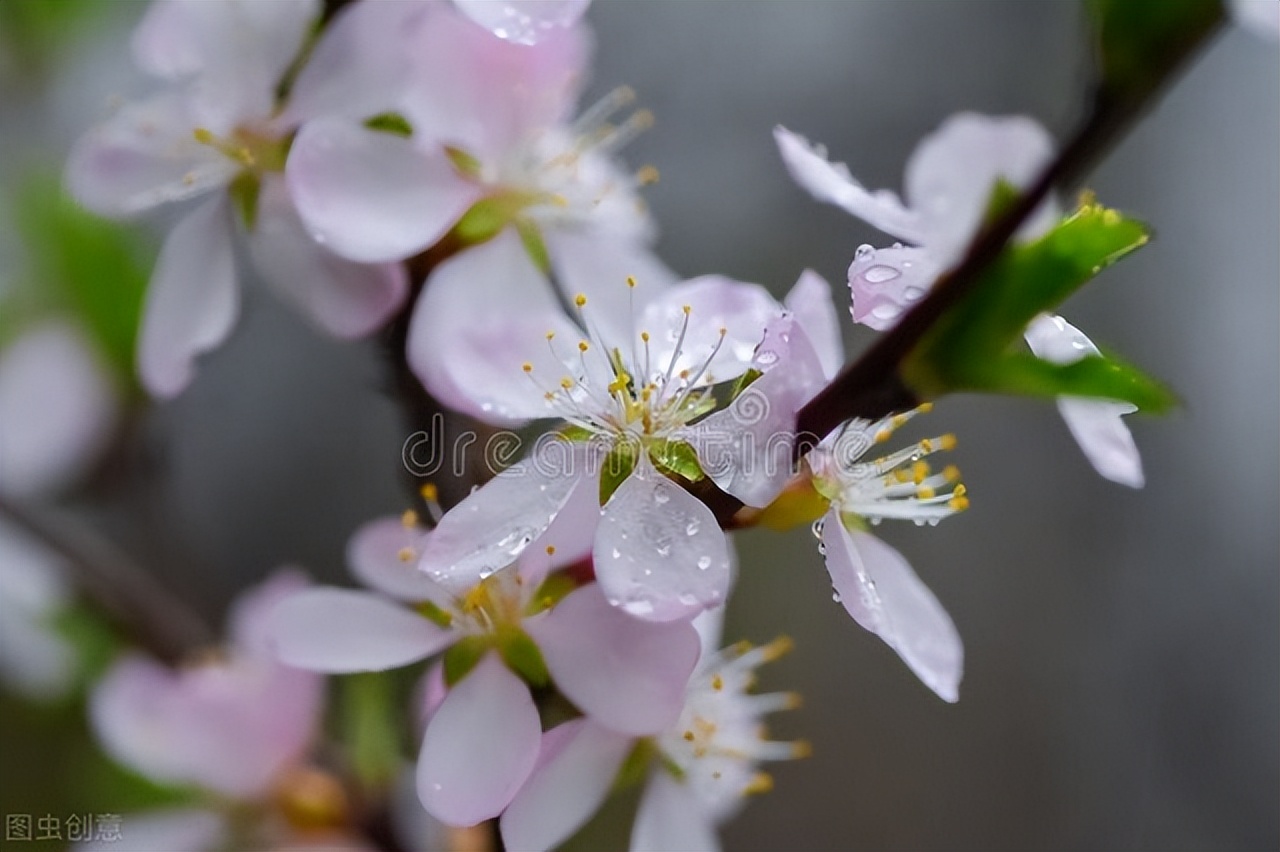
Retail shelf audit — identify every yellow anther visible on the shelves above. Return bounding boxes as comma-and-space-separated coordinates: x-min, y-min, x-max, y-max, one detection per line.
917, 402, 934, 413
1102, 208, 1121, 226
791, 740, 813, 759
522, 361, 534, 373
397, 547, 415, 563
545, 545, 556, 556
182, 172, 196, 186
761, 635, 794, 662
683, 730, 696, 742
636, 164, 660, 185
560, 377, 574, 390
192, 127, 216, 145
546, 330, 556, 341
550, 193, 570, 207
744, 772, 774, 795
401, 509, 419, 528
711, 674, 724, 692
911, 460, 930, 485
892, 414, 910, 428
783, 692, 803, 710
640, 331, 650, 343
544, 391, 555, 401
626, 275, 638, 288
893, 469, 912, 484
917, 485, 937, 500
920, 438, 934, 453
578, 340, 590, 353
953, 483, 967, 497
682, 304, 692, 315
718, 326, 727, 336
874, 429, 892, 444
574, 293, 588, 308
939, 433, 958, 451
679, 369, 690, 379
949, 494, 970, 512
420, 482, 439, 504
1078, 188, 1098, 209
942, 465, 961, 483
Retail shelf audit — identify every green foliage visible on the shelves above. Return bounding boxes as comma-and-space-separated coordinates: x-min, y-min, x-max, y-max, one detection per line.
442, 635, 489, 686
1088, 0, 1225, 105
903, 198, 1175, 412
527, 571, 579, 615
599, 439, 639, 505
0, 0, 105, 73
339, 673, 403, 789
364, 112, 414, 138
49, 605, 119, 688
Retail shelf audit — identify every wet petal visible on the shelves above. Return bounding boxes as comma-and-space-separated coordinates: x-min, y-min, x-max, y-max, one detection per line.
846, 243, 941, 331
347, 517, 451, 604
249, 177, 407, 338
638, 276, 779, 383
137, 196, 238, 398
416, 440, 599, 592
500, 718, 631, 852
904, 112, 1057, 263
270, 588, 454, 672
76, 809, 225, 852
286, 117, 479, 263
783, 269, 843, 378
417, 653, 541, 826
514, 467, 599, 585
0, 322, 117, 498
593, 461, 733, 622
774, 126, 924, 244
543, 229, 674, 342
455, 0, 591, 45
528, 585, 700, 734
631, 771, 720, 852
407, 230, 580, 424
1025, 314, 1143, 488
822, 509, 962, 702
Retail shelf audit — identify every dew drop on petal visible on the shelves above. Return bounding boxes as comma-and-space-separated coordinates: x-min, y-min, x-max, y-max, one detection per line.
863, 265, 901, 284
686, 520, 701, 536
854, 244, 874, 261
697, 555, 712, 570
756, 350, 779, 366
903, 286, 926, 302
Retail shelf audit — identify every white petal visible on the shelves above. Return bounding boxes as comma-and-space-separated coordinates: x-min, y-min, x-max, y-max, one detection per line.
347, 517, 451, 604
137, 196, 238, 398
774, 126, 924, 244
224, 568, 311, 659
286, 117, 479, 263
0, 322, 117, 498
1232, 0, 1280, 39
75, 808, 225, 852
1025, 314, 1143, 488
0, 522, 74, 698
249, 177, 407, 338
454, 0, 591, 45
500, 719, 631, 852
65, 93, 236, 217
407, 231, 581, 424
630, 771, 721, 852
543, 229, 675, 342
593, 461, 733, 622
417, 653, 541, 826
783, 269, 844, 378
270, 588, 454, 672
416, 441, 599, 592
822, 510, 963, 702
847, 243, 941, 331
528, 585, 700, 734
904, 112, 1057, 263
514, 467, 599, 585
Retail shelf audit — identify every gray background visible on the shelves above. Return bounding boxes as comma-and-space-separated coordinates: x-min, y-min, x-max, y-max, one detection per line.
3, 2, 1277, 850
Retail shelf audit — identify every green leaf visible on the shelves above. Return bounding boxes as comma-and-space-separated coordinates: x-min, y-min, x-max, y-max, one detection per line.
48, 605, 119, 687
442, 635, 490, 687
650, 439, 705, 483
339, 672, 403, 789
498, 629, 550, 688
364, 112, 414, 138
1088, 0, 1224, 105
961, 351, 1177, 413
599, 439, 639, 505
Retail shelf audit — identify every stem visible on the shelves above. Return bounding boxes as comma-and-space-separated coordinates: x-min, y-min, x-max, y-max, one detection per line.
0, 494, 213, 664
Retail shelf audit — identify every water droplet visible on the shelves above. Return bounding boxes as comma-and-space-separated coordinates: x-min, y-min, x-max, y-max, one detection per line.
854, 244, 874, 261
903, 286, 925, 302
611, 547, 621, 559
869, 517, 882, 526
832, 591, 842, 603
863, 265, 901, 284
756, 350, 779, 366
678, 593, 698, 606
811, 519, 825, 540
623, 599, 655, 617
431, 783, 443, 792
656, 544, 671, 557
870, 303, 902, 321
927, 517, 940, 527
686, 520, 701, 536
654, 487, 671, 505
913, 518, 926, 527
697, 555, 712, 570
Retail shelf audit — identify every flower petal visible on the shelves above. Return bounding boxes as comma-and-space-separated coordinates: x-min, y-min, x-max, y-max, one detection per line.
417, 653, 541, 826
347, 517, 452, 604
1024, 314, 1143, 488
904, 112, 1057, 263
630, 771, 721, 852
270, 588, 454, 673
821, 509, 962, 702
500, 718, 631, 852
75, 808, 225, 852
847, 243, 941, 331
783, 269, 843, 378
0, 522, 74, 699
543, 229, 674, 341
417, 440, 599, 592
137, 196, 238, 398
774, 126, 924, 244
0, 322, 117, 498
454, 0, 592, 45
407, 230, 581, 424
514, 466, 599, 585
249, 177, 408, 338
225, 568, 311, 659
593, 461, 733, 622
528, 584, 700, 734
286, 117, 479, 263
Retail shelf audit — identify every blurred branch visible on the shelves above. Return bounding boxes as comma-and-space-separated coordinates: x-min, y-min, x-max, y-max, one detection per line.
0, 494, 213, 663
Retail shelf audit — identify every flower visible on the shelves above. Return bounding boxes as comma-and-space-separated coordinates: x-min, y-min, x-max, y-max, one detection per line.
65, 0, 411, 397
413, 274, 830, 622
453, 0, 592, 45
775, 113, 1144, 487
87, 571, 339, 852
270, 513, 700, 826
499, 611, 806, 852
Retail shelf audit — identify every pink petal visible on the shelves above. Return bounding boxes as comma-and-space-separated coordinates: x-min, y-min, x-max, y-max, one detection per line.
285, 117, 479, 263
270, 588, 455, 673
500, 718, 631, 852
686, 313, 827, 507
417, 653, 541, 826
65, 93, 237, 217
631, 771, 721, 852
347, 517, 452, 604
407, 231, 581, 424
821, 509, 963, 702
249, 177, 407, 338
543, 229, 675, 342
783, 269, 844, 378
1024, 314, 1143, 488
0, 322, 117, 498
528, 585, 700, 735
454, 0, 592, 45
75, 808, 225, 852
137, 196, 238, 398
225, 567, 311, 659
593, 461, 733, 622
773, 125, 924, 245
904, 112, 1057, 263
514, 467, 599, 585
415, 440, 600, 592
847, 243, 941, 331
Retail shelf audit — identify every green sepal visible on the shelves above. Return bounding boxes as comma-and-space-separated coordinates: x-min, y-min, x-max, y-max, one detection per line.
650, 439, 705, 483
559, 424, 596, 443
442, 635, 491, 687
364, 112, 414, 138
339, 672, 402, 789
498, 629, 550, 688
599, 439, 639, 505
452, 194, 537, 247
445, 145, 484, 178
228, 171, 261, 230
526, 571, 579, 616
611, 739, 657, 793
839, 510, 870, 534
515, 217, 553, 276
413, 600, 454, 629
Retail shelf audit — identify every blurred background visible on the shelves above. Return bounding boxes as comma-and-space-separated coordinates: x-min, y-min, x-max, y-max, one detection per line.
1, 2, 1276, 850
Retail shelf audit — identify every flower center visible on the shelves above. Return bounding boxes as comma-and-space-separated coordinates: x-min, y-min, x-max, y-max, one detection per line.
192, 125, 288, 175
